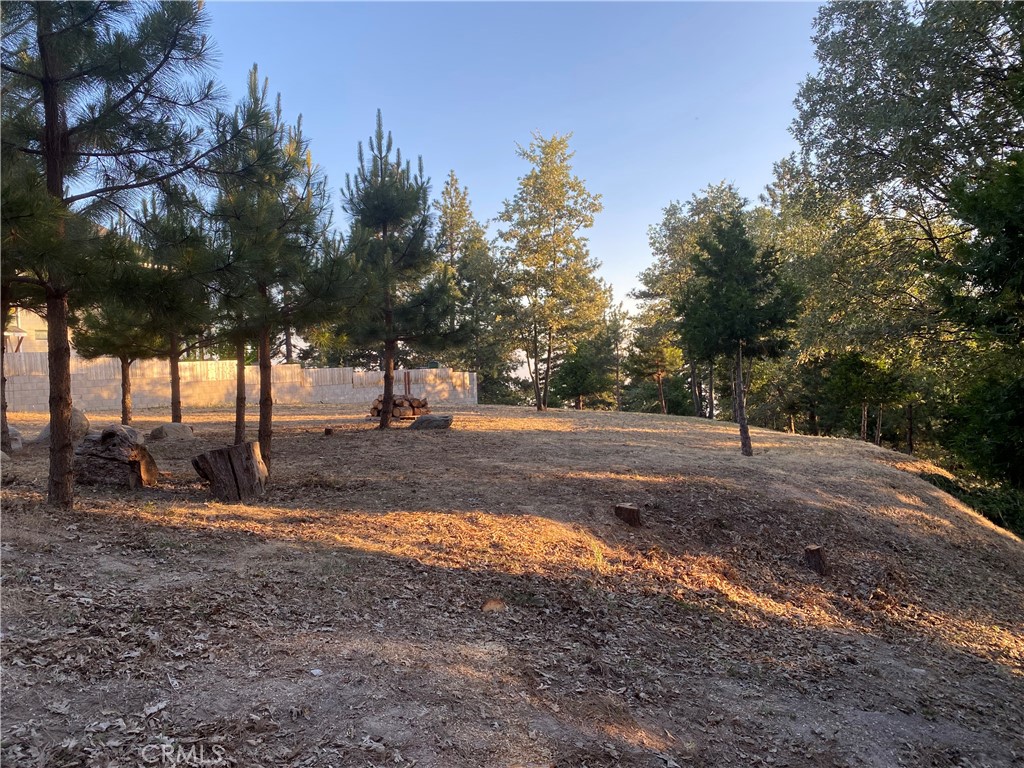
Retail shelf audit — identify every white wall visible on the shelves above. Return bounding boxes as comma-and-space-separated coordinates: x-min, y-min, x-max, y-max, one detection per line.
3, 353, 477, 413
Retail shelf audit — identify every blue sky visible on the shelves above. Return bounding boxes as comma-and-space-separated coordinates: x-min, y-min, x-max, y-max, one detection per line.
204, 1, 823, 306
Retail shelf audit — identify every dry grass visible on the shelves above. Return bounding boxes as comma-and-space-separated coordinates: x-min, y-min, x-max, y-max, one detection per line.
2, 404, 1022, 767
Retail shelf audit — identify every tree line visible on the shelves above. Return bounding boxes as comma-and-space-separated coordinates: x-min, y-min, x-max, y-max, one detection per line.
0, 1, 614, 510
619, 2, 1023, 532
2, 2, 1021, 534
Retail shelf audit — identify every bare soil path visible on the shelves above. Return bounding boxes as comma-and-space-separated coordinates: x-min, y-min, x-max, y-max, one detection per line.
2, 405, 1022, 767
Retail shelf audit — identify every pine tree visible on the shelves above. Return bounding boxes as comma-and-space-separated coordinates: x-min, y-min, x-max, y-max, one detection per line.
342, 111, 458, 429
135, 186, 218, 424
677, 212, 801, 455
1, 1, 227, 508
497, 133, 607, 410
71, 258, 164, 426
212, 67, 334, 466
429, 172, 519, 402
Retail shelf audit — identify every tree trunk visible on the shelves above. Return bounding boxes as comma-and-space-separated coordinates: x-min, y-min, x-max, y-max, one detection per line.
614, 348, 622, 412
379, 339, 397, 429
541, 328, 554, 411
192, 442, 268, 502
708, 362, 715, 419
731, 364, 740, 423
874, 404, 883, 446
39, 9, 74, 509
234, 339, 246, 445
575, 393, 583, 410
46, 290, 75, 509
735, 345, 753, 457
529, 320, 544, 411
809, 405, 819, 436
1, 303, 10, 454
860, 401, 869, 441
169, 331, 182, 423
788, 413, 796, 434
688, 357, 701, 417
906, 402, 914, 454
119, 356, 132, 425
657, 374, 667, 415
257, 323, 273, 468
284, 325, 293, 364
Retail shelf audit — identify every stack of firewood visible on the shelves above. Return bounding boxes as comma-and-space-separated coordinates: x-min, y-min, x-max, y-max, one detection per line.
370, 395, 431, 419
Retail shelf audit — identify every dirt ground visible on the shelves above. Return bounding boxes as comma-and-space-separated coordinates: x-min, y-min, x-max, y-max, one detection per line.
1, 404, 1022, 768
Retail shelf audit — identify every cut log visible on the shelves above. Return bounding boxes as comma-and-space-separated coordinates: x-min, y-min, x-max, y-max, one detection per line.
614, 503, 642, 527
803, 544, 829, 576
408, 414, 453, 430
192, 442, 268, 502
75, 425, 159, 490
324, 427, 334, 436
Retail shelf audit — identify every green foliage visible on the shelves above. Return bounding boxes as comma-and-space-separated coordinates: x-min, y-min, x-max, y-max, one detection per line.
425, 172, 520, 402
341, 111, 461, 426
624, 311, 683, 415
937, 152, 1024, 345
550, 337, 615, 410
920, 472, 1024, 539
939, 352, 1024, 490
676, 211, 801, 361
794, 1, 1024, 217
621, 375, 694, 416
497, 132, 608, 409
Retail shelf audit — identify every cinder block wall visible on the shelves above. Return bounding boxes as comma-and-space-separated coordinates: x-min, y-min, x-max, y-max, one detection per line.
3, 353, 478, 413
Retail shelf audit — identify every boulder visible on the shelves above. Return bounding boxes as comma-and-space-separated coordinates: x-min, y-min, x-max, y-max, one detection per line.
75, 425, 159, 489
99, 424, 145, 445
408, 414, 453, 430
6, 426, 23, 451
35, 408, 90, 445
149, 423, 195, 441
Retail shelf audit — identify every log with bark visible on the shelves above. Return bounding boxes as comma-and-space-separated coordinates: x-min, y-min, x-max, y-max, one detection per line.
75, 425, 159, 490
192, 442, 268, 502
369, 395, 432, 419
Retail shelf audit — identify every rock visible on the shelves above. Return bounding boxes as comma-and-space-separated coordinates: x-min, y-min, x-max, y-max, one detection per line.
35, 408, 90, 445
75, 425, 159, 489
408, 414, 453, 430
100, 424, 145, 444
149, 423, 195, 441
6, 426, 23, 451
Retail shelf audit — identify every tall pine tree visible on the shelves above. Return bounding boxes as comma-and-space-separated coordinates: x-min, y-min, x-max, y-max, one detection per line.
342, 111, 458, 428
1, 1, 228, 508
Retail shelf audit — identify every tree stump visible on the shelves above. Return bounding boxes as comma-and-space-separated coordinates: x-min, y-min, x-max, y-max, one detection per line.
803, 544, 829, 576
614, 503, 642, 527
75, 425, 159, 490
191, 442, 268, 502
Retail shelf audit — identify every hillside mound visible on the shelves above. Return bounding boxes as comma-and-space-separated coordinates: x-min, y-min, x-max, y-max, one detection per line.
2, 405, 1021, 767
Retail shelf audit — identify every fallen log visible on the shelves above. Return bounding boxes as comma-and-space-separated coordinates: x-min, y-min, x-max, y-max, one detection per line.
192, 442, 268, 502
